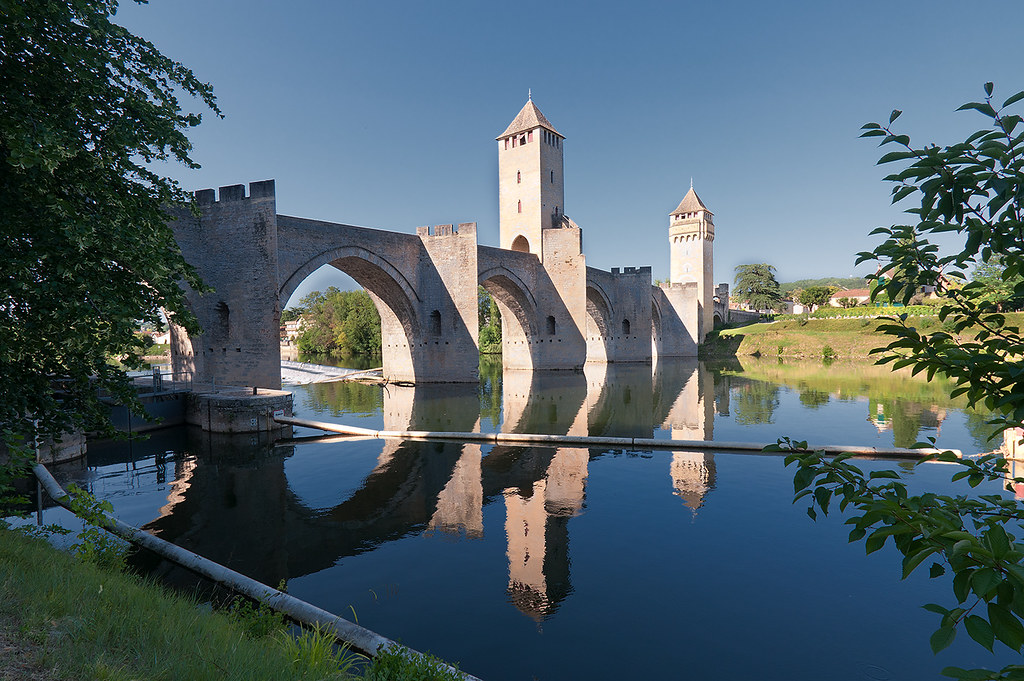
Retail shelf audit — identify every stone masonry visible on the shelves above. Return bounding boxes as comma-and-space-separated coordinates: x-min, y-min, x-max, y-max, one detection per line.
169, 98, 717, 386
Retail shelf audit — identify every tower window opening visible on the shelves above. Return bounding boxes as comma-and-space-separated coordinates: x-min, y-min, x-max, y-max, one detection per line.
546, 315, 556, 335
430, 310, 442, 336
527, 131, 533, 142
518, 200, 522, 213
504, 138, 509, 150
519, 134, 526, 145
550, 170, 554, 183
622, 318, 631, 335
517, 171, 521, 184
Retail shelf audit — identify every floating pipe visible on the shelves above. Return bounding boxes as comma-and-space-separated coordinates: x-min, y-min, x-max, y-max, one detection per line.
273, 416, 962, 460
32, 463, 483, 681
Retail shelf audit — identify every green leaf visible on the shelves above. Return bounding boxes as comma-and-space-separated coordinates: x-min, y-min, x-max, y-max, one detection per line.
890, 109, 903, 124
930, 562, 946, 578
903, 547, 938, 579
1003, 90, 1024, 108
930, 625, 957, 653
987, 525, 1011, 559
954, 570, 973, 603
988, 602, 1024, 651
965, 615, 995, 652
972, 567, 1002, 599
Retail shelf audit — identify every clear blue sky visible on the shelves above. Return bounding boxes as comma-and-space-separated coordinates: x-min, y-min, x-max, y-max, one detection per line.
119, 0, 1024, 306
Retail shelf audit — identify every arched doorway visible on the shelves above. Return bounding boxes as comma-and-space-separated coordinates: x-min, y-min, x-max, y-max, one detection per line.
510, 235, 531, 253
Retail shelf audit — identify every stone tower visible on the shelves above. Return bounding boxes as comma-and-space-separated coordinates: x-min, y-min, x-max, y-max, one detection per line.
497, 96, 565, 262
669, 184, 715, 337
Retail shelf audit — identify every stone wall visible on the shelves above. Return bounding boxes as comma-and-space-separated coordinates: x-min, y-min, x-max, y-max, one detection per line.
170, 181, 282, 390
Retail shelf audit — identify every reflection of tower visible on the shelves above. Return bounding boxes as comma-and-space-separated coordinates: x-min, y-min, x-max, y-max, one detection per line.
504, 447, 587, 620
660, 361, 714, 441
427, 444, 484, 538
669, 185, 715, 339
497, 95, 565, 261
670, 451, 717, 513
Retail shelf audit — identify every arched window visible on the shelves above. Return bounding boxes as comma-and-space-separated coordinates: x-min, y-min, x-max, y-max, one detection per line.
517, 200, 522, 214
430, 310, 442, 336
511, 235, 530, 252
621, 318, 631, 335
546, 315, 556, 335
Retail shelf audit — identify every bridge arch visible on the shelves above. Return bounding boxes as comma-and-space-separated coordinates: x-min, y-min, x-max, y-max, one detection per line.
651, 293, 664, 360
279, 246, 423, 379
479, 265, 539, 370
585, 283, 613, 363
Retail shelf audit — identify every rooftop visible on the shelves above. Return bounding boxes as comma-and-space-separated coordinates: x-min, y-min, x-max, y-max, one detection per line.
671, 187, 712, 216
497, 99, 562, 140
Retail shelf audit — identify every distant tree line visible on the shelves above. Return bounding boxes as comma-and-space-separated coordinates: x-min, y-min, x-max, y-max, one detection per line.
282, 286, 504, 358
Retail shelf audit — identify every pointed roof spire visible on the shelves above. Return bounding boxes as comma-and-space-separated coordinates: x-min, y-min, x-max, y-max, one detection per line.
671, 185, 712, 216
497, 98, 562, 140
528, 88, 532, 101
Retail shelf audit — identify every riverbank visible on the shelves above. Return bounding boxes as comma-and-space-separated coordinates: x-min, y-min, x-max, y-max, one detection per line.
0, 527, 358, 680
701, 312, 1024, 360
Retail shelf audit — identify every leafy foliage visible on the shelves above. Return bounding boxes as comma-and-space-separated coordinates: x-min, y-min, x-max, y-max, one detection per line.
363, 645, 464, 681
798, 285, 838, 310
478, 286, 502, 354
972, 256, 1024, 312
782, 84, 1024, 680
295, 288, 382, 358
0, 0, 218, 451
733, 263, 783, 312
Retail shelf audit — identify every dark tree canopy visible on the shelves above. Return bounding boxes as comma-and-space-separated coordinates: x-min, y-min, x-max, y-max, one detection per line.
733, 263, 783, 312
1, 0, 219, 447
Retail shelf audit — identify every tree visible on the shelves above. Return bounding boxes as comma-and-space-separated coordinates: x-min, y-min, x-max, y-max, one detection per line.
779, 84, 1024, 680
798, 285, 838, 311
733, 263, 783, 312
1, 2, 219, 454
478, 286, 502, 354
295, 288, 382, 358
972, 256, 1024, 312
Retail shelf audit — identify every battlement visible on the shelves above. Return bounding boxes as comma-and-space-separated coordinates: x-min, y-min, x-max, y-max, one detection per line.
195, 180, 276, 205
416, 222, 477, 237
610, 266, 652, 276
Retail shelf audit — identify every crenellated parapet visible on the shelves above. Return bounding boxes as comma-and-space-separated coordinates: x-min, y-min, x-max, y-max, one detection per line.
194, 180, 276, 205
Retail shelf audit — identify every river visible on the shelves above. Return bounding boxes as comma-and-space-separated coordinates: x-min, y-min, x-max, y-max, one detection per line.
35, 357, 1016, 680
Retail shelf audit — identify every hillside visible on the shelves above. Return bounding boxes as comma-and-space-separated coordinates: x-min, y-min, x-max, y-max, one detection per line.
779, 276, 868, 298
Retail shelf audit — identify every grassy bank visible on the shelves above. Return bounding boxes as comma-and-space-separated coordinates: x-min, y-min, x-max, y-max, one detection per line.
702, 312, 1024, 360
0, 526, 467, 681
0, 526, 360, 680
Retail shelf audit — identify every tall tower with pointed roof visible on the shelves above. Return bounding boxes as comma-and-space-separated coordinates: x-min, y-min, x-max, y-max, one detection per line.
669, 185, 715, 337
496, 96, 565, 261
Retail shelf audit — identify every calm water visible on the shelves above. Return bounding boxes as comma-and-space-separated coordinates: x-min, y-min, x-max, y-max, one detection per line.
38, 358, 1016, 680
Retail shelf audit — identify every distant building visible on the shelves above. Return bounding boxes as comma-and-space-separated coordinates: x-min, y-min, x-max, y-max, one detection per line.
829, 288, 871, 307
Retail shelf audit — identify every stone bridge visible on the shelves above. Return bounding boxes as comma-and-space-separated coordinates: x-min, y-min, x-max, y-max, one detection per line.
170, 181, 706, 388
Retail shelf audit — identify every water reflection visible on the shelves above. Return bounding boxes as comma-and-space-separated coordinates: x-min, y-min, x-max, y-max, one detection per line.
41, 356, 1005, 678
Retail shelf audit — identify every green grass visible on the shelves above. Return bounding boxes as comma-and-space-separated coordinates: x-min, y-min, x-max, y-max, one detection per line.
0, 526, 361, 680
702, 313, 1024, 360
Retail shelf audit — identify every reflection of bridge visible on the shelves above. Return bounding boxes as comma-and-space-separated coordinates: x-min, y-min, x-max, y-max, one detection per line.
140, 360, 723, 622
169, 99, 719, 388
